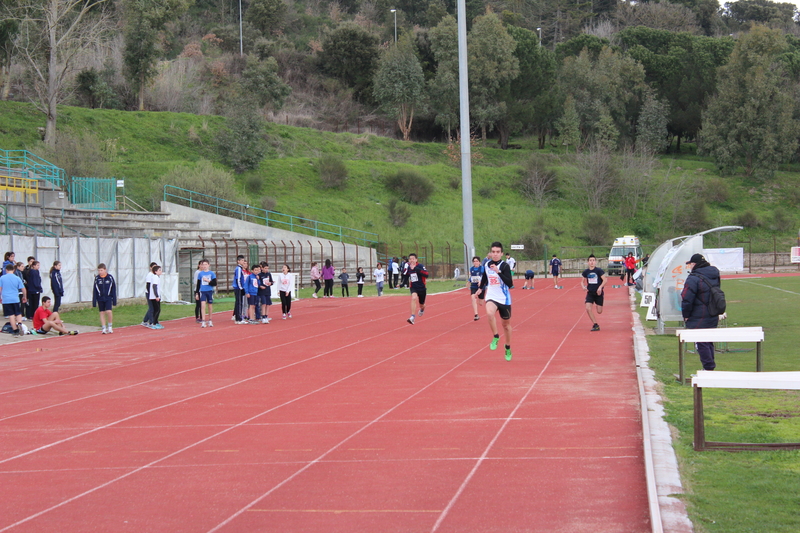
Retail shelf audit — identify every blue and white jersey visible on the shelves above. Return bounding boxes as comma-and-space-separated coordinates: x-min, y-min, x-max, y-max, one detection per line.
469, 265, 484, 289
483, 260, 512, 306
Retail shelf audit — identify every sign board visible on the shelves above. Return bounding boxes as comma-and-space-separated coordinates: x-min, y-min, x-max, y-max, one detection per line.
704, 248, 744, 272
792, 247, 800, 263
646, 302, 658, 321
116, 179, 125, 188
640, 292, 655, 308
510, 245, 524, 250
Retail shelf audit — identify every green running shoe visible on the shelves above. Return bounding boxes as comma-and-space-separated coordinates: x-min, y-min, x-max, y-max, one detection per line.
490, 337, 499, 350
505, 348, 512, 361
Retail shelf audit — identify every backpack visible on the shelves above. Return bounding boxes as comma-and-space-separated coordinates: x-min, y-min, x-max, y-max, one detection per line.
2, 322, 12, 334
694, 273, 726, 316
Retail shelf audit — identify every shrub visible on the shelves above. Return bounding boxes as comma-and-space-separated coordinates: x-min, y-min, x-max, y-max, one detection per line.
702, 178, 729, 204
245, 174, 263, 195
583, 211, 611, 245
679, 198, 711, 233
159, 160, 246, 207
736, 209, 761, 228
260, 196, 277, 211
771, 208, 793, 232
519, 156, 558, 208
216, 104, 267, 173
387, 198, 410, 227
318, 154, 348, 189
518, 229, 546, 259
385, 169, 434, 204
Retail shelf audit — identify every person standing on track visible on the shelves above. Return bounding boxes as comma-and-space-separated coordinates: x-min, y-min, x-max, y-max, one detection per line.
92, 263, 117, 334
406, 253, 428, 325
310, 262, 321, 298
0, 262, 26, 337
322, 259, 335, 298
468, 256, 484, 321
549, 254, 562, 288
278, 264, 295, 319
147, 264, 163, 329
624, 252, 637, 286
373, 262, 385, 296
232, 255, 248, 324
258, 262, 273, 323
476, 242, 513, 361
245, 264, 261, 324
581, 254, 607, 331
356, 266, 366, 297
197, 259, 216, 328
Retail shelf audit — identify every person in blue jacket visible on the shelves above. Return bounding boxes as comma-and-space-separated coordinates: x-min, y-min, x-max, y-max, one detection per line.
49, 261, 64, 313
681, 253, 721, 371
467, 256, 484, 321
92, 263, 117, 334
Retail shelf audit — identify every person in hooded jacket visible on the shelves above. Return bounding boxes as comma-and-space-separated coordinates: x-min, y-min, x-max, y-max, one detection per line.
681, 253, 721, 371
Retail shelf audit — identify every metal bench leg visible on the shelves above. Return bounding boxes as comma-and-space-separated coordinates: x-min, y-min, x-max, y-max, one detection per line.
693, 385, 705, 451
757, 341, 763, 372
678, 340, 686, 384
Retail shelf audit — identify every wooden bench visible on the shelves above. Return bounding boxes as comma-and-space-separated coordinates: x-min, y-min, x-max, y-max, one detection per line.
675, 327, 764, 384
692, 370, 800, 451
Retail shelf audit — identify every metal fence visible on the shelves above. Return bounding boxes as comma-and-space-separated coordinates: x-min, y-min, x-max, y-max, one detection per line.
69, 177, 116, 210
0, 149, 66, 189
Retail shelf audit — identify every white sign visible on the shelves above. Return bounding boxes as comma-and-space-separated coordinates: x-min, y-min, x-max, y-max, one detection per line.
793, 247, 800, 263
116, 179, 125, 188
510, 244, 524, 250
704, 248, 744, 272
640, 292, 655, 308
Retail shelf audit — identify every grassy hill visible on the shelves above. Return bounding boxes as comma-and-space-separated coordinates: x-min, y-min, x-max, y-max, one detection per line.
1, 101, 798, 258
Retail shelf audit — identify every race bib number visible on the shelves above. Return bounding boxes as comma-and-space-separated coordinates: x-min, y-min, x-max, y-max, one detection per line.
489, 276, 500, 285
470, 275, 481, 283
410, 273, 418, 283
588, 274, 598, 284
201, 275, 212, 286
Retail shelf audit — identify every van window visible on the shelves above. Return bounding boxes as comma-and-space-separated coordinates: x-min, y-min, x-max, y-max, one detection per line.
610, 247, 639, 257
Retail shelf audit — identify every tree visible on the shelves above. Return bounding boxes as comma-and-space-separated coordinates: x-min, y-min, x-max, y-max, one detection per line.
0, 15, 17, 100
700, 26, 799, 179
240, 55, 291, 110
217, 103, 268, 173
319, 23, 380, 101
556, 95, 581, 152
636, 92, 670, 153
468, 13, 519, 141
123, 0, 193, 111
3, 0, 112, 145
244, 0, 287, 35
373, 36, 426, 141
428, 15, 460, 139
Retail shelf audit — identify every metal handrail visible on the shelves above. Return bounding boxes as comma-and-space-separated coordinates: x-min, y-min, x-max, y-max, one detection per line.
0, 150, 66, 189
0, 206, 59, 237
163, 185, 380, 247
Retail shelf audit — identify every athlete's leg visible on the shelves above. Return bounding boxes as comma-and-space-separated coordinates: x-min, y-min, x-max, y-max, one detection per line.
410, 292, 419, 316
485, 301, 499, 336
585, 301, 597, 324
501, 317, 512, 345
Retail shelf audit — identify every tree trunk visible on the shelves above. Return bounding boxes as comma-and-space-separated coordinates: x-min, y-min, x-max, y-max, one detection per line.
45, 0, 58, 148
676, 135, 682, 153
497, 123, 510, 150
138, 72, 146, 111
538, 130, 546, 149
0, 65, 9, 100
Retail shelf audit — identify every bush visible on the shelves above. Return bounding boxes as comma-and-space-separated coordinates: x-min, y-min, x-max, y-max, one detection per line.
519, 156, 558, 208
679, 198, 711, 233
385, 169, 434, 204
216, 104, 267, 173
736, 209, 761, 228
387, 198, 410, 227
260, 196, 277, 211
159, 160, 246, 207
518, 229, 546, 259
583, 211, 611, 245
702, 178, 729, 204
771, 208, 793, 232
318, 154, 348, 189
245, 174, 263, 195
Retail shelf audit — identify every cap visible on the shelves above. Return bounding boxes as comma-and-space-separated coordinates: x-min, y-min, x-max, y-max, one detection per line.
686, 253, 705, 265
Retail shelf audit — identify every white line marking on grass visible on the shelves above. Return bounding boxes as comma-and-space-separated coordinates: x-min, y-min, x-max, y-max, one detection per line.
733, 279, 800, 295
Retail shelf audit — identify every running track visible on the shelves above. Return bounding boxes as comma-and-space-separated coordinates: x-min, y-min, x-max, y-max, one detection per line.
0, 279, 650, 532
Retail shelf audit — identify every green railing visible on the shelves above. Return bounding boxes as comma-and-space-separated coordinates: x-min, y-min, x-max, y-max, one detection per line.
0, 206, 58, 237
163, 185, 380, 248
69, 177, 116, 210
0, 149, 66, 189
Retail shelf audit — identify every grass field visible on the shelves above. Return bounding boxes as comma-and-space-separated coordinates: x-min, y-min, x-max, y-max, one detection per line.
640, 276, 800, 533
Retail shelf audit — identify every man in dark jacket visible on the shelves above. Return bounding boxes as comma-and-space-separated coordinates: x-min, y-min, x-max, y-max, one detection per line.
681, 253, 721, 370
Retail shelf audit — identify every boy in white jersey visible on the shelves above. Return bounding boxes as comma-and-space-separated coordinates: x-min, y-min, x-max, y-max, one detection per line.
476, 241, 513, 361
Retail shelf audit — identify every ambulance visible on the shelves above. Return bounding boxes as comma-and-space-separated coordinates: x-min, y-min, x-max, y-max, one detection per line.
607, 235, 642, 275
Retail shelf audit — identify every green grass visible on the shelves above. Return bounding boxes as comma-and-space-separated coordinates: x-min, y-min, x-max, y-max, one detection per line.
640, 276, 800, 532
59, 280, 461, 327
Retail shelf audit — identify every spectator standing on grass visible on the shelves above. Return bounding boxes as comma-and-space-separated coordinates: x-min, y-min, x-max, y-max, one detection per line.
505, 253, 516, 283
141, 262, 158, 327
49, 261, 64, 313
476, 243, 514, 361
400, 256, 409, 288
278, 264, 294, 319
392, 258, 401, 289
258, 262, 273, 323
92, 263, 116, 334
322, 259, 335, 298
196, 259, 216, 328
0, 263, 26, 337
147, 265, 163, 329
310, 262, 322, 298
549, 254, 562, 289
26, 260, 42, 320
468, 256, 484, 321
338, 267, 350, 297
356, 266, 365, 297
373, 262, 385, 296
232, 255, 248, 324
581, 254, 607, 332
681, 253, 721, 371
33, 296, 77, 335
386, 257, 394, 289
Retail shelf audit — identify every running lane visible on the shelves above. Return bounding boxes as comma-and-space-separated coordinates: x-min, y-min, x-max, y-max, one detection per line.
0, 280, 649, 532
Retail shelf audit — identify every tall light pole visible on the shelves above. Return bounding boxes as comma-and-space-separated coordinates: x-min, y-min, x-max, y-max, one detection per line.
390, 9, 397, 42
239, 0, 244, 56
536, 27, 542, 47
456, 0, 474, 263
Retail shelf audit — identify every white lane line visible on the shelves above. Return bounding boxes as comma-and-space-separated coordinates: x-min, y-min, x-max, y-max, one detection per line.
732, 278, 800, 295
430, 311, 585, 532
0, 313, 469, 532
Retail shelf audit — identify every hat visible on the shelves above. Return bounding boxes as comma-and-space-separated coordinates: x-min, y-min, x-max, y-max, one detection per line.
686, 253, 705, 265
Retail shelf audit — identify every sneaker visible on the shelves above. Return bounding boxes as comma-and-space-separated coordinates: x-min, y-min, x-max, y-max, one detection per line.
69, 331, 79, 335
141, 321, 148, 327
208, 321, 214, 327
108, 326, 113, 334
490, 337, 499, 350
418, 310, 424, 316
102, 328, 108, 334
282, 314, 287, 320
155, 324, 164, 329
235, 320, 248, 325
231, 315, 236, 321
201, 321, 207, 328
312, 293, 318, 298
505, 348, 512, 361
248, 320, 259, 324
591, 323, 600, 332
264, 318, 270, 323
195, 318, 202, 323
474, 315, 479, 321
287, 313, 292, 318
358, 295, 363, 298
407, 316, 415, 325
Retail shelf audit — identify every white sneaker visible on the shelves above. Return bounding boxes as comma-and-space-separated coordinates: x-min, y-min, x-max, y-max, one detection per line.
282, 314, 286, 320
265, 318, 271, 323
102, 327, 108, 334
208, 321, 214, 327
312, 293, 318, 298
108, 326, 113, 334
201, 321, 207, 328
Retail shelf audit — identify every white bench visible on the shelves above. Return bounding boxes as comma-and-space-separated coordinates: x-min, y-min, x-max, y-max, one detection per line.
692, 370, 800, 451
675, 327, 764, 384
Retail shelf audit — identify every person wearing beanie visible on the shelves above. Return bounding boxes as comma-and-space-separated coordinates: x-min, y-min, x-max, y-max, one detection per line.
681, 253, 721, 370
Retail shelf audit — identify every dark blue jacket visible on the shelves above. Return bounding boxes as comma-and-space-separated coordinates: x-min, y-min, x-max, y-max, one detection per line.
681, 265, 720, 329
28, 269, 43, 294
50, 270, 64, 296
92, 273, 117, 306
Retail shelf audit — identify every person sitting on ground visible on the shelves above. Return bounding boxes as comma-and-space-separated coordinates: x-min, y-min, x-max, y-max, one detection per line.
33, 296, 78, 335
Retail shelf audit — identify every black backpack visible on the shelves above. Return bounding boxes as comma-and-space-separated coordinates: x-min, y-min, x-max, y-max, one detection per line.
694, 273, 726, 316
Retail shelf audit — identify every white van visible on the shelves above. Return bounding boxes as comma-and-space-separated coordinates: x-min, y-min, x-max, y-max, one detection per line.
608, 236, 643, 275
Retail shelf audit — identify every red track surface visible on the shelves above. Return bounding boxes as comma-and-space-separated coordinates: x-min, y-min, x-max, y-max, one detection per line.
0, 279, 650, 532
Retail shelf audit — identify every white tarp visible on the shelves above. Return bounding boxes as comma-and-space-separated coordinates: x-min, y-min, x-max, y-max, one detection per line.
0, 235, 178, 304
704, 248, 744, 272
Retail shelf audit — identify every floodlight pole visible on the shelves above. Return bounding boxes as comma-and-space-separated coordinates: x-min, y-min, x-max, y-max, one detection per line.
456, 0, 474, 263
537, 27, 542, 47
238, 0, 244, 56
391, 9, 397, 43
